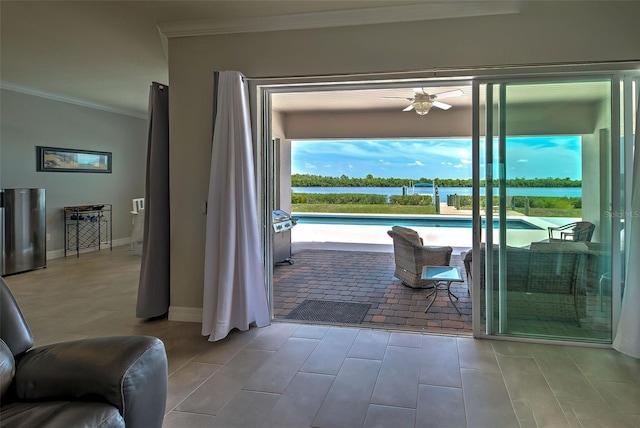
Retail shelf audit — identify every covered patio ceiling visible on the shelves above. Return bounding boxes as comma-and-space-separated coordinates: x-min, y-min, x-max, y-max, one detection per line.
269, 80, 610, 140
270, 81, 610, 115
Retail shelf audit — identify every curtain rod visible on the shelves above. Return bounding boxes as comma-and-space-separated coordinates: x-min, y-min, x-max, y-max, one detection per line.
243, 59, 640, 81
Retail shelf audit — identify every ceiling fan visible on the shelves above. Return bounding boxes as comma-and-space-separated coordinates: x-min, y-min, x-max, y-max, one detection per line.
384, 88, 464, 116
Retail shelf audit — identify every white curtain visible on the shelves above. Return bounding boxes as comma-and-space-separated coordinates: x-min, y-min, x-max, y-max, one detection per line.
613, 85, 640, 358
202, 71, 270, 341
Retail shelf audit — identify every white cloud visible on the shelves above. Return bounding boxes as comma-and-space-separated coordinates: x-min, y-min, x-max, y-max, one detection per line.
454, 164, 464, 169
408, 160, 424, 166
441, 161, 453, 165
348, 164, 354, 169
379, 159, 390, 165
460, 159, 472, 164
517, 159, 529, 163
304, 162, 317, 169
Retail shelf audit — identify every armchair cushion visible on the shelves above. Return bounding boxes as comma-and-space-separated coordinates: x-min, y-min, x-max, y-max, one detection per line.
1, 401, 124, 428
14, 336, 168, 427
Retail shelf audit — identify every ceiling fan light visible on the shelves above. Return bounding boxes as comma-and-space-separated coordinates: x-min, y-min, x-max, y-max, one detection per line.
413, 100, 432, 115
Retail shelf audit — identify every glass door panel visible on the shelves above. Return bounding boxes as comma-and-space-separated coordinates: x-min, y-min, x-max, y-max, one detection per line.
477, 78, 617, 343
617, 75, 639, 330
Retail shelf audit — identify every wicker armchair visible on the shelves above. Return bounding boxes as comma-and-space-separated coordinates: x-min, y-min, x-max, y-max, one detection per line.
387, 226, 453, 288
462, 242, 607, 325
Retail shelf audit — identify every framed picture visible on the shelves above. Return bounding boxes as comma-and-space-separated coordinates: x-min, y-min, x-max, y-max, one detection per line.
36, 146, 112, 173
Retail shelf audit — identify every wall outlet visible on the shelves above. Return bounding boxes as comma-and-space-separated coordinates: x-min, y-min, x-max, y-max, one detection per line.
46, 233, 51, 241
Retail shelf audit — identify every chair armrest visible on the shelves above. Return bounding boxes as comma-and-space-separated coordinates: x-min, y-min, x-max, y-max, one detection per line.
548, 226, 560, 240
461, 251, 472, 279
416, 245, 453, 266
14, 336, 167, 428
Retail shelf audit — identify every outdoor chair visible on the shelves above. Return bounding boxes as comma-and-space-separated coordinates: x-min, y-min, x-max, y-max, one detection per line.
387, 226, 453, 288
462, 242, 607, 326
548, 221, 595, 242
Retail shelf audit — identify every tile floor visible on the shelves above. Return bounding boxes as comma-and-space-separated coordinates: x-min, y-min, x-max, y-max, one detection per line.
4, 245, 640, 428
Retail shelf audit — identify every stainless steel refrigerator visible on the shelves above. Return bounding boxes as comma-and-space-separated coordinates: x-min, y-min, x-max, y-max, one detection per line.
0, 188, 46, 275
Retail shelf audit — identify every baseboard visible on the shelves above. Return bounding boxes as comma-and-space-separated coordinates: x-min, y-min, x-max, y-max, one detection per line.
47, 249, 66, 260
47, 238, 131, 260
169, 306, 202, 323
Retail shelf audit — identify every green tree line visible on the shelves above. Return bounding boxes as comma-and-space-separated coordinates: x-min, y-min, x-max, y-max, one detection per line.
291, 174, 581, 188
292, 193, 434, 206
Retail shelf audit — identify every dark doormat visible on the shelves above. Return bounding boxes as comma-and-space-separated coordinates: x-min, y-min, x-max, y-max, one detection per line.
285, 299, 371, 324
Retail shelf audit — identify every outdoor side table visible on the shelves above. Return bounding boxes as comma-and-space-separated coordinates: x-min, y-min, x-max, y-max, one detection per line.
421, 266, 464, 315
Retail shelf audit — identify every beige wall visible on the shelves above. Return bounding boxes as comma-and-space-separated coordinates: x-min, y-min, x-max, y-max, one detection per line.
167, 1, 640, 311
0, 89, 147, 255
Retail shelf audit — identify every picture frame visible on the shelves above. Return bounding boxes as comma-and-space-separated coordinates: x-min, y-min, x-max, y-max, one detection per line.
36, 146, 112, 173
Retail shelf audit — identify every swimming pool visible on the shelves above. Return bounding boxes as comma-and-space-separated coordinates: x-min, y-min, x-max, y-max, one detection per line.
293, 213, 543, 230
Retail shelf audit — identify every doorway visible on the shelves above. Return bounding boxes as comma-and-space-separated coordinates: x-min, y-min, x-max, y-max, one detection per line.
259, 70, 634, 343
265, 82, 476, 334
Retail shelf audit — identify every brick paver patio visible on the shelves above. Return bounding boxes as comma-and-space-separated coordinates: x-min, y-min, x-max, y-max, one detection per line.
273, 249, 472, 335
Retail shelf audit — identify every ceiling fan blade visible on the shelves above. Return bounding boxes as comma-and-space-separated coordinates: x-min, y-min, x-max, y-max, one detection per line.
434, 89, 464, 99
432, 100, 452, 110
403, 104, 415, 112
382, 96, 414, 100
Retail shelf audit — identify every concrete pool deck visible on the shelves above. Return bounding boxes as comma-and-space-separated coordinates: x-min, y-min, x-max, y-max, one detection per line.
291, 211, 572, 254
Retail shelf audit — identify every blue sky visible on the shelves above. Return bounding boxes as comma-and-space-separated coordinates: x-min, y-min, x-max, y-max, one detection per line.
291, 136, 582, 180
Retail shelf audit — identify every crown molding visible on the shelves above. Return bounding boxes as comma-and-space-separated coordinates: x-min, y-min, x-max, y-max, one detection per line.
0, 82, 148, 120
157, 26, 170, 62
159, 1, 521, 38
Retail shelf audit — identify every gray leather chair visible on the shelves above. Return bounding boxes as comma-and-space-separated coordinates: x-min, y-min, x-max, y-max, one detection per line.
0, 276, 168, 427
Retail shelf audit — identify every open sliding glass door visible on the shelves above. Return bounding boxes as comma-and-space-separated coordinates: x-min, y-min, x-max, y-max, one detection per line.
257, 84, 275, 320
473, 76, 623, 343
